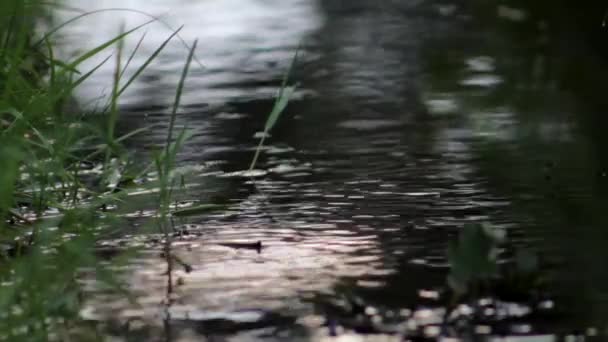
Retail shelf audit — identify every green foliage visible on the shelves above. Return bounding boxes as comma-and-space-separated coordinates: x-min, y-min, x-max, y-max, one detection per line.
0, 1, 196, 339
447, 222, 542, 304
0, 215, 100, 340
447, 223, 505, 296
156, 38, 198, 218
249, 49, 299, 171
0, 145, 22, 217
264, 86, 296, 133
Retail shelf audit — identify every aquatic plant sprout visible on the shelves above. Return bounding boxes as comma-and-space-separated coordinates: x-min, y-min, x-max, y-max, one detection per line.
249, 48, 299, 171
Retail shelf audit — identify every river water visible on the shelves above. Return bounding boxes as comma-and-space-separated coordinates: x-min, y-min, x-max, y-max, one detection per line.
55, 0, 608, 340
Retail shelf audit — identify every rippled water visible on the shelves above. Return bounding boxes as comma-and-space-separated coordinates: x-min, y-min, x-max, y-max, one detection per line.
56, 0, 608, 340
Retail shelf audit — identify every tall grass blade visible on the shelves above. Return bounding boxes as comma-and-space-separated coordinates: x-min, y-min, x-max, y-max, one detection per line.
249, 48, 299, 170
119, 31, 147, 80
43, 37, 56, 87
102, 25, 126, 180
59, 54, 112, 99
117, 26, 183, 98
165, 38, 198, 159
265, 85, 295, 132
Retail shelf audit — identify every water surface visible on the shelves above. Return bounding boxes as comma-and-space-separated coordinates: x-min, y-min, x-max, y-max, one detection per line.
57, 0, 608, 340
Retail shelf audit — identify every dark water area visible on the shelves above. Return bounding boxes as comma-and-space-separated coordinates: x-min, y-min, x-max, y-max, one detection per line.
57, 0, 608, 340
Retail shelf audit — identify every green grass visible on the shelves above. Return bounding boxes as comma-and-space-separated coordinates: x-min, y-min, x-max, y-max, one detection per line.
154, 38, 198, 297
0, 1, 299, 339
0, 1, 199, 339
249, 48, 298, 171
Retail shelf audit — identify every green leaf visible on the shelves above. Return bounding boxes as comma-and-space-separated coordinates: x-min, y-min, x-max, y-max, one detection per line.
447, 223, 503, 295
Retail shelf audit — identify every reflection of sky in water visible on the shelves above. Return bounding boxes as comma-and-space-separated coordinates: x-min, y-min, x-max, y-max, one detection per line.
56, 0, 323, 106
422, 49, 576, 145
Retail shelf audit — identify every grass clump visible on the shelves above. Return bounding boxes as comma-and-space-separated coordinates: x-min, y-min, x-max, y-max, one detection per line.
0, 0, 298, 338
0, 1, 196, 339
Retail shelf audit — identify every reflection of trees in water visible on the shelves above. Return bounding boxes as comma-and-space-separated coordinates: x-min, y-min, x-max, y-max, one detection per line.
280, 0, 520, 311
417, 0, 608, 330
312, 0, 460, 119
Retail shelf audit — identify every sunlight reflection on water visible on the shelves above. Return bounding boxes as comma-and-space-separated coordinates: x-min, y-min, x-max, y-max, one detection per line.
57, 0, 323, 106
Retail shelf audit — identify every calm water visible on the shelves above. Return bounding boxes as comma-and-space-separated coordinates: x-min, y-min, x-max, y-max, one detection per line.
57, 0, 608, 340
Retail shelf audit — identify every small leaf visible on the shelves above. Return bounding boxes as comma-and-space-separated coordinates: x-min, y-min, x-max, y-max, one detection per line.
447, 223, 503, 295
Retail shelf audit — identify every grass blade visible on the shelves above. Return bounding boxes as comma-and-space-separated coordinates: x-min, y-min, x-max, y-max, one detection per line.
165, 38, 198, 160
117, 26, 183, 98
248, 48, 299, 170
119, 31, 147, 80
265, 85, 295, 132
59, 54, 112, 100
